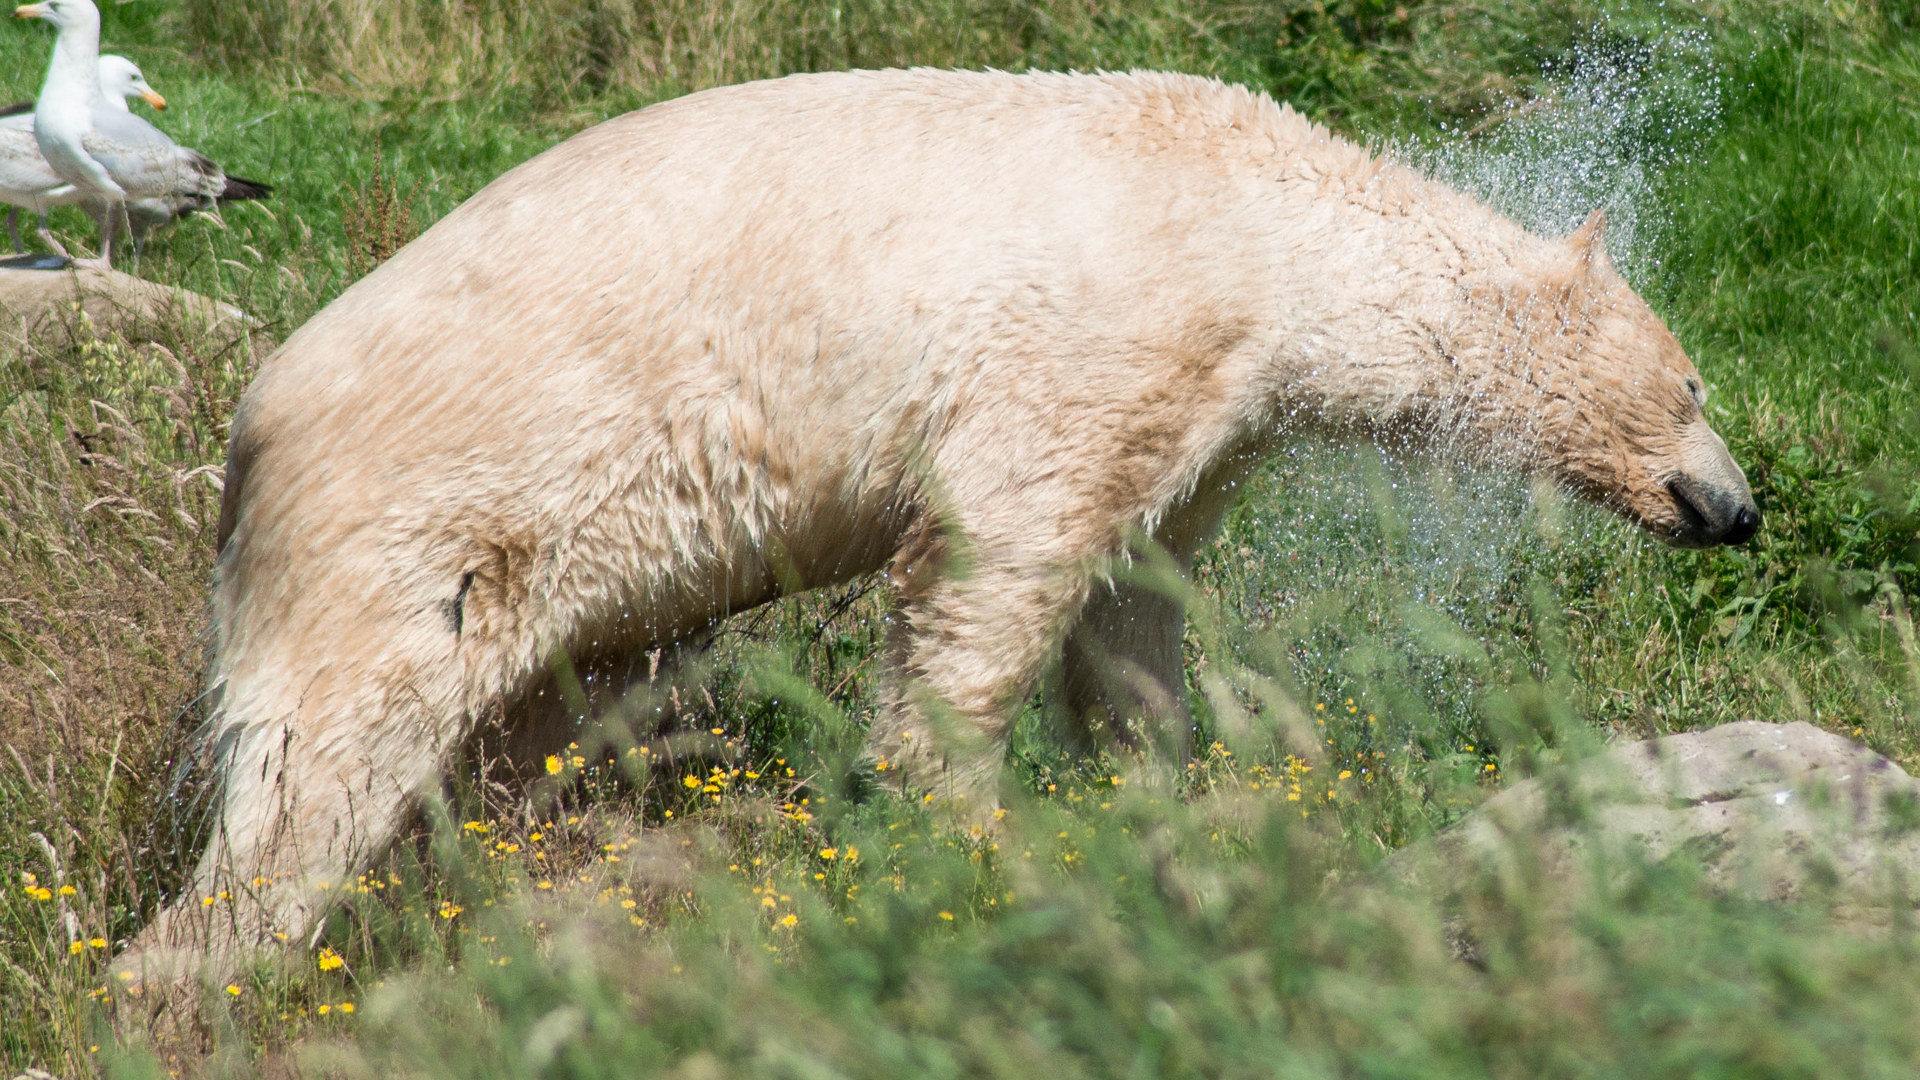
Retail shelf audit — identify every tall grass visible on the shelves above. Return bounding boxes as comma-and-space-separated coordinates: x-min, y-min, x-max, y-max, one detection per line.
171, 0, 1619, 129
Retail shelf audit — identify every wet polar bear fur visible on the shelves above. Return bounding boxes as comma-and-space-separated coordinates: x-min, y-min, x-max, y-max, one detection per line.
126, 68, 1758, 979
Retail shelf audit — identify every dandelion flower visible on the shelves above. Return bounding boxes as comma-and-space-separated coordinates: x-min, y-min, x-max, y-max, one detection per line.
69, 940, 85, 955
545, 755, 562, 775
224, 984, 241, 997
317, 947, 345, 971
89, 937, 106, 949
938, 911, 954, 921
318, 1004, 330, 1015
779, 914, 798, 928
340, 1003, 355, 1014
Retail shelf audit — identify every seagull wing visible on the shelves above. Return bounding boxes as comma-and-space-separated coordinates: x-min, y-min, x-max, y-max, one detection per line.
81, 107, 225, 204
0, 125, 77, 210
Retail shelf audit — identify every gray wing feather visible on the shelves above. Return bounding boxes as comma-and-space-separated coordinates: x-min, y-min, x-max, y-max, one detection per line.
82, 107, 226, 202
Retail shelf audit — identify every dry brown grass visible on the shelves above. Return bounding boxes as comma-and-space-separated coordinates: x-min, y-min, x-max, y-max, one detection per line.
342, 148, 420, 278
178, 0, 1166, 103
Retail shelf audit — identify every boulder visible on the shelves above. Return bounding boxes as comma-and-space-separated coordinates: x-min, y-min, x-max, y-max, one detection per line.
1384, 721, 1920, 933
0, 257, 250, 337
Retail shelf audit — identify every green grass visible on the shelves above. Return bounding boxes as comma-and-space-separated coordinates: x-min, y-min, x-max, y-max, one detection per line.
1, 0, 1918, 1075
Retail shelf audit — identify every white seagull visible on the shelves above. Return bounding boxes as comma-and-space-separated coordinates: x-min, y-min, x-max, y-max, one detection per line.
0, 55, 169, 254
17, 0, 236, 268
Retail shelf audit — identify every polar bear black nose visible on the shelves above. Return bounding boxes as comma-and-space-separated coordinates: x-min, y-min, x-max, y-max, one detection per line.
1669, 477, 1761, 547
1724, 503, 1761, 545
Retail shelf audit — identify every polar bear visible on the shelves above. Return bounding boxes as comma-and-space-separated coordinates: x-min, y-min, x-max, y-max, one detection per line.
122, 68, 1757, 980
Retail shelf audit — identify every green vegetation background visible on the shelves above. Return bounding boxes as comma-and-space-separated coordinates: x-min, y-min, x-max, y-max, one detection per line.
0, 0, 1917, 1075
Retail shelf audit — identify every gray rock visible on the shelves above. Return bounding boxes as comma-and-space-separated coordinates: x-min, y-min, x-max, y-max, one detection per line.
0, 262, 249, 336
1384, 721, 1920, 933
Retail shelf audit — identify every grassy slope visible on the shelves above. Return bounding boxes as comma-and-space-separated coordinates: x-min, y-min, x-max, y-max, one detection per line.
0, 0, 1916, 1075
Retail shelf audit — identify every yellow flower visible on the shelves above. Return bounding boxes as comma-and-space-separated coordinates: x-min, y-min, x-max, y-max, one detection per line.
621, 898, 637, 909
571, 756, 586, 768
778, 914, 798, 928
224, 984, 241, 997
58, 884, 76, 896
545, 755, 562, 775
318, 1004, 330, 1015
340, 1003, 354, 1014
820, 847, 837, 860
1338, 770, 1352, 780
317, 947, 344, 971
938, 911, 954, 921
26, 886, 51, 901
439, 903, 463, 919
69, 940, 85, 955
683, 775, 701, 789
89, 937, 106, 949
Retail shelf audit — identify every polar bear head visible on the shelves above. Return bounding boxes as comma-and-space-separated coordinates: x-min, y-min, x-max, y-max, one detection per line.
1483, 212, 1760, 548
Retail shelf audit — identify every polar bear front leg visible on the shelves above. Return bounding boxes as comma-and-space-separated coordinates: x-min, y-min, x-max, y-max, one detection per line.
1059, 453, 1262, 762
865, 556, 1091, 811
1061, 577, 1192, 760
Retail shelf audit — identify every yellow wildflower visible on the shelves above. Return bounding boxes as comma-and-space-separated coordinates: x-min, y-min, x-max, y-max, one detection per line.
545, 755, 562, 775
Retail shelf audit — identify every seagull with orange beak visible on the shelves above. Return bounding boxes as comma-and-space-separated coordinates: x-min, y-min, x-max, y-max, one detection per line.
14, 0, 236, 268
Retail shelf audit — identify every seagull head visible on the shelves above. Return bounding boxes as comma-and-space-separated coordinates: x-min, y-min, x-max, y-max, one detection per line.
99, 55, 165, 110
13, 0, 94, 31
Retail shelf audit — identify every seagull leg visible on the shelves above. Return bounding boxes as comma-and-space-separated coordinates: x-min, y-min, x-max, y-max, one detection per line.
6, 209, 20, 255
35, 210, 70, 260
74, 202, 118, 272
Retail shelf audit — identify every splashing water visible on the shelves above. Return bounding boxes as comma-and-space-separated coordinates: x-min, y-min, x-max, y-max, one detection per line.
1216, 27, 1724, 731
1403, 27, 1723, 280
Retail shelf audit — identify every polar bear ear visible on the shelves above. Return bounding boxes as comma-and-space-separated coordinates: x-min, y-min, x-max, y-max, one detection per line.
1567, 209, 1611, 271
